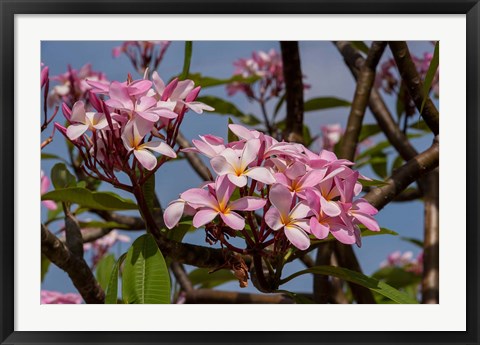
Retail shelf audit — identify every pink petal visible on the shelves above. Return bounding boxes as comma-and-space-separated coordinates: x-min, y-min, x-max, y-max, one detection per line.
228, 124, 259, 140
264, 207, 284, 231
71, 101, 86, 124
181, 189, 218, 209
310, 218, 329, 239
227, 174, 248, 187
171, 80, 195, 100
285, 162, 306, 180
284, 225, 310, 250
214, 175, 235, 209
133, 149, 158, 171
193, 208, 219, 228
268, 184, 293, 218
353, 212, 380, 231
305, 188, 320, 215
151, 71, 165, 94
135, 96, 157, 112
142, 141, 177, 158
229, 197, 266, 211
244, 167, 275, 185
353, 198, 378, 215
135, 110, 160, 122
240, 139, 260, 170
163, 199, 185, 229
320, 196, 341, 217
184, 101, 214, 114
86, 80, 110, 94
220, 212, 245, 230
298, 169, 327, 189
109, 81, 133, 110
42, 200, 58, 211
210, 155, 236, 176
330, 227, 356, 245
289, 201, 310, 220
128, 80, 153, 96
66, 124, 89, 140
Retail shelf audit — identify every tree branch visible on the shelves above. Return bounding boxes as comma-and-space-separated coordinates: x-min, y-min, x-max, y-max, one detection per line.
364, 136, 439, 211
280, 41, 305, 143
340, 41, 387, 161
313, 243, 333, 303
171, 262, 194, 293
422, 169, 439, 303
184, 289, 293, 304
334, 41, 419, 162
389, 41, 439, 135
41, 224, 105, 304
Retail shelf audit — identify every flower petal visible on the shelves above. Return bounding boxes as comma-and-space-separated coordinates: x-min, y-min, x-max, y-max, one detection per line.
244, 167, 275, 185
268, 184, 293, 219
310, 218, 329, 239
193, 208, 218, 228
240, 139, 260, 170
141, 141, 177, 158
284, 225, 310, 250
320, 195, 341, 217
229, 197, 266, 211
66, 124, 89, 140
71, 101, 87, 124
227, 174, 248, 187
181, 189, 217, 209
264, 207, 284, 231
210, 155, 236, 176
289, 201, 311, 220
214, 175, 235, 209
133, 149, 158, 171
163, 199, 185, 229
220, 212, 245, 230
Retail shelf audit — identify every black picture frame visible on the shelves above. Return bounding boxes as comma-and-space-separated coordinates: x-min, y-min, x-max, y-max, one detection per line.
1, 1, 479, 344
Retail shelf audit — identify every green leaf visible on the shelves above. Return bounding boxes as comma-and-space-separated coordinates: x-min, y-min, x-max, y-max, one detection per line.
311, 226, 397, 245
188, 268, 236, 289
41, 254, 50, 282
280, 266, 418, 304
273, 94, 286, 119
51, 163, 76, 189
78, 221, 129, 229
165, 220, 194, 243
180, 41, 193, 80
187, 73, 259, 89
278, 290, 315, 304
359, 124, 381, 142
41, 152, 68, 163
420, 41, 439, 113
227, 118, 239, 143
372, 266, 421, 289
350, 41, 370, 55
105, 253, 127, 304
370, 151, 388, 178
409, 119, 431, 132
196, 96, 261, 125
401, 237, 424, 248
122, 234, 170, 304
391, 155, 404, 171
42, 188, 138, 211
96, 254, 116, 290
359, 178, 389, 187
304, 97, 351, 112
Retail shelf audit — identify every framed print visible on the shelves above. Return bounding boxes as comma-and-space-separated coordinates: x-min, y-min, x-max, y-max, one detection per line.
1, 0, 479, 344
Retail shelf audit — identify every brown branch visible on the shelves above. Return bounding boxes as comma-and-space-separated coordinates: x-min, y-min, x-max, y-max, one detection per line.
422, 169, 439, 303
362, 187, 423, 202
41, 224, 105, 304
334, 41, 419, 162
389, 41, 439, 135
184, 289, 293, 304
176, 131, 212, 181
280, 41, 305, 143
340, 41, 387, 161
171, 262, 194, 293
364, 136, 439, 211
313, 243, 333, 303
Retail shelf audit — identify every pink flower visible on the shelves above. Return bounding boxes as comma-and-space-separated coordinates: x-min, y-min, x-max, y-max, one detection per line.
121, 118, 176, 171
380, 251, 423, 275
41, 290, 82, 304
182, 134, 226, 158
83, 230, 131, 267
66, 101, 108, 140
163, 198, 198, 229
181, 175, 266, 230
41, 170, 57, 210
265, 184, 311, 250
320, 123, 342, 151
210, 139, 275, 187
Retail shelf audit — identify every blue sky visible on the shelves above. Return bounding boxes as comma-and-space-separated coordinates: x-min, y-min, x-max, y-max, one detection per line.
41, 41, 436, 296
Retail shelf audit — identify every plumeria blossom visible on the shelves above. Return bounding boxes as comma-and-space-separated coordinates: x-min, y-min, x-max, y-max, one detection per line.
380, 250, 423, 275
122, 118, 176, 171
41, 290, 83, 304
83, 230, 131, 267
180, 175, 266, 230
165, 123, 380, 252
41, 170, 57, 210
210, 139, 275, 187
58, 72, 213, 174
265, 184, 311, 250
66, 101, 108, 140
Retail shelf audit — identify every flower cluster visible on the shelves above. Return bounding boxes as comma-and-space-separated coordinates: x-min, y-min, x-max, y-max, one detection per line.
113, 41, 171, 74
56, 72, 214, 183
41, 290, 83, 304
227, 49, 285, 101
48, 64, 108, 108
375, 52, 439, 98
83, 230, 131, 267
164, 124, 379, 251
380, 250, 423, 275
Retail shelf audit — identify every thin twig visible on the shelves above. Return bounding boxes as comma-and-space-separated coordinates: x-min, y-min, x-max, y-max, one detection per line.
171, 262, 194, 293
